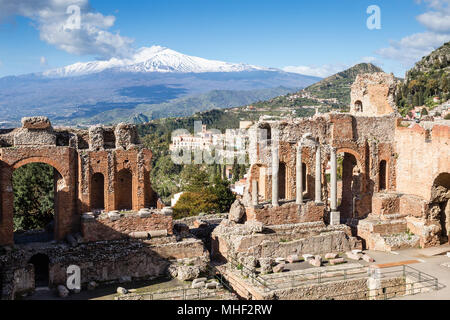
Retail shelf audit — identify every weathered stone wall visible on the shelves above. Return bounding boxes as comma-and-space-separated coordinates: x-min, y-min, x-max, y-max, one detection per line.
211, 220, 361, 262
81, 212, 173, 242
0, 117, 157, 246
350, 72, 398, 116
0, 238, 207, 300
395, 122, 450, 200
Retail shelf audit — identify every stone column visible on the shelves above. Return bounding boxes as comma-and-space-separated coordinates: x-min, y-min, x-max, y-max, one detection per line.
296, 142, 303, 205
315, 145, 322, 204
330, 147, 340, 225
252, 179, 259, 206
271, 130, 279, 207
330, 147, 338, 211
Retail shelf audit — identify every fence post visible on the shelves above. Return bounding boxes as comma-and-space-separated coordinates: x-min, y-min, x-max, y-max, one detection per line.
402, 265, 405, 278
435, 278, 438, 291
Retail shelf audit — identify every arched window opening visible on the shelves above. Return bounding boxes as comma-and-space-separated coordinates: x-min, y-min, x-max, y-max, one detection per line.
91, 173, 105, 211
355, 100, 363, 112
116, 169, 133, 211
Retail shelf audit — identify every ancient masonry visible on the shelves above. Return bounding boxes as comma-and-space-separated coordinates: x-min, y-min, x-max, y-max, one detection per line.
212, 72, 449, 263
0, 72, 449, 300
0, 118, 208, 299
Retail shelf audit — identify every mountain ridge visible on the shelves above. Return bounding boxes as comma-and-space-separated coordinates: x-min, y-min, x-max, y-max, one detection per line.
41, 46, 274, 78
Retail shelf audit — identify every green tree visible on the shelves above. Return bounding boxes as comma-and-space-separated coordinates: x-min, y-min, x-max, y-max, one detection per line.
207, 175, 236, 213
13, 163, 55, 231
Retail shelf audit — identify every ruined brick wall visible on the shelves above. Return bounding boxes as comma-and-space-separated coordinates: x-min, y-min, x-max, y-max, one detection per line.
81, 212, 173, 242
0, 238, 207, 299
395, 122, 450, 200
247, 113, 398, 221
350, 73, 398, 116
0, 117, 157, 246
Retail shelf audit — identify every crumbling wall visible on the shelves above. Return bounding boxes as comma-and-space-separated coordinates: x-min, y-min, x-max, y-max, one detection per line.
81, 211, 173, 242
0, 117, 157, 246
350, 72, 398, 116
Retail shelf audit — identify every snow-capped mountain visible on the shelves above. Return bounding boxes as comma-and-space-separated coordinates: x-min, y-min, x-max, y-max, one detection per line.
43, 46, 272, 77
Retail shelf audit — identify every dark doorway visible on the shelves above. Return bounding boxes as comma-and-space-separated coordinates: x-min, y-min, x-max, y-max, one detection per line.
278, 162, 286, 200
379, 160, 387, 191
116, 169, 133, 210
91, 173, 105, 210
338, 153, 360, 219
29, 254, 50, 288
302, 163, 307, 193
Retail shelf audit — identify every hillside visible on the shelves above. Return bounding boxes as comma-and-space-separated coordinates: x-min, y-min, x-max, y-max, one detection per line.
69, 86, 298, 126
396, 42, 450, 114
303, 63, 384, 107
228, 63, 384, 114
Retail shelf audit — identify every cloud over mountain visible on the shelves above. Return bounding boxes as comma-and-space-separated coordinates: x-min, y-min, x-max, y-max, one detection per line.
0, 0, 133, 59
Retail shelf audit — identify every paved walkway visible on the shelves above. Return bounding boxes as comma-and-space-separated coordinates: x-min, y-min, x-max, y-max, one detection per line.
365, 248, 450, 300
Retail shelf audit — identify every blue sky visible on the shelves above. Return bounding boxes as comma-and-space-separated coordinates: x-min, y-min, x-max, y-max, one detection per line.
0, 0, 449, 78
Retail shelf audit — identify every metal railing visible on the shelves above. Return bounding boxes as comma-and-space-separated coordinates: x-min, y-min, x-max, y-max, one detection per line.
257, 263, 439, 300
116, 286, 231, 301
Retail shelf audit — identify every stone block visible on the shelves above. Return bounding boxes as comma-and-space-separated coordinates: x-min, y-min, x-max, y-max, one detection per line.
205, 281, 219, 289
273, 264, 285, 273
193, 277, 207, 285
346, 251, 361, 260
192, 281, 205, 289
21, 116, 51, 129
362, 254, 375, 263
329, 258, 345, 265
149, 229, 168, 238
309, 258, 321, 267
287, 254, 301, 263
129, 231, 149, 239
325, 253, 338, 260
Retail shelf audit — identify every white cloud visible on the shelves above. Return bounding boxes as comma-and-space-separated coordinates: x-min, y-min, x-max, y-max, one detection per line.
283, 63, 350, 78
376, 0, 450, 68
282, 57, 384, 78
0, 0, 134, 59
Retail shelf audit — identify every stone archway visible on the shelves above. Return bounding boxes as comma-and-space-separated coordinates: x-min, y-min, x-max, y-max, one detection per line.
336, 149, 363, 220
116, 168, 133, 211
90, 172, 105, 211
11, 159, 69, 244
29, 253, 50, 288
0, 151, 76, 245
430, 173, 450, 244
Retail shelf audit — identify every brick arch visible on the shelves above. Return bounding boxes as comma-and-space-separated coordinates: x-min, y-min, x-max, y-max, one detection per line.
12, 157, 69, 187
336, 147, 364, 173
0, 154, 76, 245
